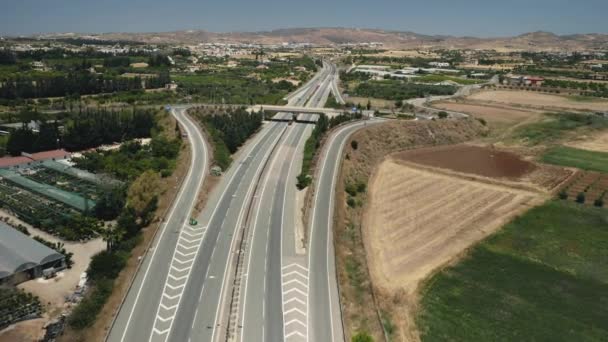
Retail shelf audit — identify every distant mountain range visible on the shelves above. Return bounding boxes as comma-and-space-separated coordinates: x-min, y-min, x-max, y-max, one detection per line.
40, 28, 608, 51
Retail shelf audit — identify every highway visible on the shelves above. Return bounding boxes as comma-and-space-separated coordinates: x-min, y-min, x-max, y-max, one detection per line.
236, 61, 339, 342
107, 60, 365, 342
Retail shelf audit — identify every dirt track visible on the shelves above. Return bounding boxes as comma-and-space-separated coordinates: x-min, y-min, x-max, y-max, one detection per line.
364, 160, 542, 296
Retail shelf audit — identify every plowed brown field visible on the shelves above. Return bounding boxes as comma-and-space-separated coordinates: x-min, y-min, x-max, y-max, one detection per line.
365, 160, 543, 294
394, 144, 536, 179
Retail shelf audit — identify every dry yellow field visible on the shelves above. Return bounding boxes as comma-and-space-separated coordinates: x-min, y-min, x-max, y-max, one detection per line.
566, 130, 608, 152
364, 159, 542, 295
467, 90, 608, 112
432, 101, 541, 126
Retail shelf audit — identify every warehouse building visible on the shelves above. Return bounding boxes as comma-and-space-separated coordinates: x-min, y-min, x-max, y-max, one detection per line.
0, 222, 65, 285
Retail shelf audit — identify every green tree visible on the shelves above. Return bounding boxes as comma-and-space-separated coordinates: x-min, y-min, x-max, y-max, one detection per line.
576, 192, 586, 204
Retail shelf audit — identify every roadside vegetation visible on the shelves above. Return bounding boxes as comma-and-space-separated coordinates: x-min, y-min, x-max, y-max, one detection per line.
349, 80, 456, 101
296, 112, 362, 189
415, 74, 482, 85
65, 110, 183, 330
4, 107, 156, 156
190, 106, 263, 170
417, 200, 608, 341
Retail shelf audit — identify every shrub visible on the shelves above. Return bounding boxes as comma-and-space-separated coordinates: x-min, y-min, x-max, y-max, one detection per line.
558, 190, 568, 200
576, 192, 586, 204
438, 111, 448, 119
68, 278, 113, 329
594, 198, 604, 207
356, 181, 367, 193
351, 140, 358, 150
87, 250, 128, 282
296, 173, 311, 190
345, 183, 358, 197
347, 197, 356, 208
352, 332, 374, 342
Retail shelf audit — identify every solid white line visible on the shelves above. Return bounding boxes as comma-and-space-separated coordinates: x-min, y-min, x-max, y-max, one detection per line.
307, 119, 368, 342
153, 122, 281, 342
120, 107, 207, 342
211, 122, 287, 342
239, 124, 296, 342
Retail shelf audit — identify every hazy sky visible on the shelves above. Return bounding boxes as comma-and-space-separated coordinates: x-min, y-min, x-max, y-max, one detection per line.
1, 0, 607, 36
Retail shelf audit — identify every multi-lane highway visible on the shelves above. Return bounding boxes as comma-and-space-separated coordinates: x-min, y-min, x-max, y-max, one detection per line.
107, 61, 338, 342
236, 62, 335, 342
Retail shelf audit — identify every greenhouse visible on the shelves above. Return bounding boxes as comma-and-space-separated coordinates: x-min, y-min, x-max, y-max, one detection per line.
0, 222, 65, 285
0, 169, 95, 212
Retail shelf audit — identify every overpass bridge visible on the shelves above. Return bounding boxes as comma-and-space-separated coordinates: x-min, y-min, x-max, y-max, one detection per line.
249, 105, 344, 117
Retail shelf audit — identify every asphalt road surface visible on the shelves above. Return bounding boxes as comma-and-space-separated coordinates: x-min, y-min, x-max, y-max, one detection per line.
237, 61, 347, 342
106, 106, 209, 342
107, 61, 367, 342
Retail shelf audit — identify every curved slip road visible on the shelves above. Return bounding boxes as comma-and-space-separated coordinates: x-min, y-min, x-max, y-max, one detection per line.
308, 119, 384, 342
107, 106, 209, 342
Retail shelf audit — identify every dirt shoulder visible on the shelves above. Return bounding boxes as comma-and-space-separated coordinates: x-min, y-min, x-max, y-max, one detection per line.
333, 118, 488, 341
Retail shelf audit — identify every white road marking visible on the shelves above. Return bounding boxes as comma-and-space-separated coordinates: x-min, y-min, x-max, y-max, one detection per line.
119, 108, 208, 342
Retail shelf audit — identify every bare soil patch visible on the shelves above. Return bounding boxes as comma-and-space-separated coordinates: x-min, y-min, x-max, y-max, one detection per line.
0, 318, 47, 342
394, 144, 536, 179
566, 130, 608, 152
467, 90, 608, 112
347, 96, 395, 109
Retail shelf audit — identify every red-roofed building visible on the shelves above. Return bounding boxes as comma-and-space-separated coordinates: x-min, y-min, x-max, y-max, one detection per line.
0, 149, 71, 169
0, 156, 33, 168
27, 149, 71, 161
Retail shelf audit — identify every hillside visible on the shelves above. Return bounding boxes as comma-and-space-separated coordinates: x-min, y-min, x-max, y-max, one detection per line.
42, 28, 608, 51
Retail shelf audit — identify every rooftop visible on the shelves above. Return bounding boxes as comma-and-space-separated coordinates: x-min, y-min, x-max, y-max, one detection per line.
0, 222, 64, 280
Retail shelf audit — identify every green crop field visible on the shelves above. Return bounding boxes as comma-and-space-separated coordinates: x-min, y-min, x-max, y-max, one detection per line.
513, 113, 608, 145
417, 200, 608, 341
542, 146, 608, 173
